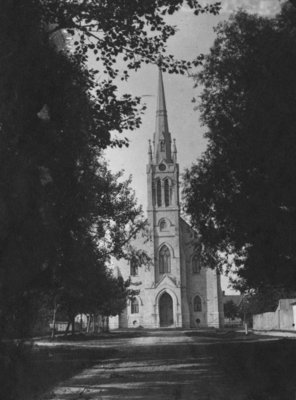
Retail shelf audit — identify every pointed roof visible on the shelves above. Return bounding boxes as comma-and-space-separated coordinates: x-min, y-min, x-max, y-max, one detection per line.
152, 273, 179, 289
154, 68, 172, 163
157, 68, 168, 125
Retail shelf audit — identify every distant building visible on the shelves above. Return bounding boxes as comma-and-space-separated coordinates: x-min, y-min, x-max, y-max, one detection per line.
222, 292, 243, 326
110, 69, 224, 329
222, 293, 243, 308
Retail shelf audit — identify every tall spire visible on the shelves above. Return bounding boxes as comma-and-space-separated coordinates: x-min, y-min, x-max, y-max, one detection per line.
154, 67, 172, 163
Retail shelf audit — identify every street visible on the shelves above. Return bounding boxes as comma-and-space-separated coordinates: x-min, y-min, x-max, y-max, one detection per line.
26, 330, 296, 400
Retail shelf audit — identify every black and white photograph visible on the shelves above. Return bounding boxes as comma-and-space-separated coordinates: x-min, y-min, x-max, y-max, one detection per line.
1, 1, 296, 399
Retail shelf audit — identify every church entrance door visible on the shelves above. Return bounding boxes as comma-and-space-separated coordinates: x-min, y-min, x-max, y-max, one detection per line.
159, 292, 173, 327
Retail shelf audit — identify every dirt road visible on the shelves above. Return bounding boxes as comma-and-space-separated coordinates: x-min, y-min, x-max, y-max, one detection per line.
33, 330, 296, 400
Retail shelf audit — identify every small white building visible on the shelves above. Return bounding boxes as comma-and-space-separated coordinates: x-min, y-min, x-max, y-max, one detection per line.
253, 298, 296, 331
110, 69, 224, 329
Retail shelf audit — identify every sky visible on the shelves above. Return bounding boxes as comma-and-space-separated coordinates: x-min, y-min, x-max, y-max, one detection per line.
102, 0, 282, 293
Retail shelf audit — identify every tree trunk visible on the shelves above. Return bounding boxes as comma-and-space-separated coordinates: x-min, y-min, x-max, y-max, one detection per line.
71, 314, 75, 335
86, 314, 94, 333
93, 313, 99, 333
79, 314, 83, 331
64, 320, 71, 336
244, 313, 248, 335
86, 314, 91, 333
101, 316, 109, 332
65, 312, 74, 336
51, 301, 58, 339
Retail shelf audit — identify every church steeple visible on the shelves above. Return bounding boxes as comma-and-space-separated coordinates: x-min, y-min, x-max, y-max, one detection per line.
154, 68, 172, 163
147, 68, 179, 214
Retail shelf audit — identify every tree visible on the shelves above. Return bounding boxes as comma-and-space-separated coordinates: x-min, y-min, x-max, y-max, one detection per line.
183, 4, 296, 293
237, 287, 287, 329
43, 0, 220, 75
0, 0, 221, 338
48, 165, 147, 335
0, 1, 138, 337
224, 300, 238, 320
42, 0, 220, 150
97, 274, 138, 332
238, 287, 284, 318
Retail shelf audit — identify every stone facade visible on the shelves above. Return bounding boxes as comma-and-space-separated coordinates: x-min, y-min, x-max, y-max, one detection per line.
110, 69, 224, 329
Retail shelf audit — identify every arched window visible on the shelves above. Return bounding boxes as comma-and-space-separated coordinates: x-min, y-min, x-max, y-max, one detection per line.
159, 245, 171, 274
152, 181, 156, 206
157, 179, 162, 206
160, 140, 165, 152
192, 254, 200, 274
131, 298, 139, 314
130, 259, 138, 276
159, 219, 167, 231
164, 179, 170, 206
193, 296, 202, 312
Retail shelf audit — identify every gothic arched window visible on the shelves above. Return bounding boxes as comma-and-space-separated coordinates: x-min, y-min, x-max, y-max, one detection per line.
152, 181, 156, 206
164, 179, 170, 207
131, 298, 139, 314
159, 219, 167, 231
157, 179, 162, 206
130, 259, 138, 276
160, 140, 165, 152
193, 296, 202, 312
192, 254, 200, 274
159, 245, 171, 274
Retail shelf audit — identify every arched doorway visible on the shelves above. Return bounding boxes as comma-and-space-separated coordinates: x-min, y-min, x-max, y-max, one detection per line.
159, 292, 173, 327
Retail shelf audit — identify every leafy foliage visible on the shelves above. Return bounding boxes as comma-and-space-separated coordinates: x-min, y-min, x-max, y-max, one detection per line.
44, 0, 220, 76
0, 0, 221, 337
183, 4, 296, 292
237, 286, 296, 318
223, 300, 239, 320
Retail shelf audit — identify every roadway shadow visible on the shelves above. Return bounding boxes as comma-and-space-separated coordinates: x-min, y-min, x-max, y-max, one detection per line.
0, 341, 119, 400
38, 338, 296, 400
3, 332, 296, 400
38, 342, 249, 400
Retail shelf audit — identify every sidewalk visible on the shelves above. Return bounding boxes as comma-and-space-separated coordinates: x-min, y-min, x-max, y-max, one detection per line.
254, 329, 296, 338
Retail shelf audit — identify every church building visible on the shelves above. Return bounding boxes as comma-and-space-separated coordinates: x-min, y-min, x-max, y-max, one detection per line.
110, 69, 224, 329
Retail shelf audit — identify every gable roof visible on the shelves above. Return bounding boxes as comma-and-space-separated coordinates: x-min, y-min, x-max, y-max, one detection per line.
223, 294, 243, 307
152, 273, 180, 289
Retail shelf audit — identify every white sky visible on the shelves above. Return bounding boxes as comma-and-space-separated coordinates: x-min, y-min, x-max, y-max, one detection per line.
101, 0, 281, 293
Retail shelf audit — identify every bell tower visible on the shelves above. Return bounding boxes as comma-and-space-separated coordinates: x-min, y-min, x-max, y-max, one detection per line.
147, 68, 180, 218
147, 68, 182, 291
